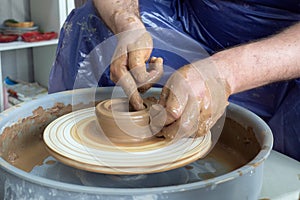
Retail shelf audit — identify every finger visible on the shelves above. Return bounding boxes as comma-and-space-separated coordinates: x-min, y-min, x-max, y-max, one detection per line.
149, 86, 169, 134
128, 49, 149, 83
181, 96, 201, 137
197, 89, 213, 136
137, 57, 164, 93
117, 72, 145, 111
128, 32, 162, 93
164, 81, 188, 125
158, 86, 170, 107
159, 96, 200, 139
127, 32, 152, 75
110, 54, 127, 83
149, 104, 167, 135
111, 54, 145, 111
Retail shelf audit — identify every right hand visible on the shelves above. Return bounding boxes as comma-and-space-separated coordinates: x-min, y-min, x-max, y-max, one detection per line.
150, 59, 230, 139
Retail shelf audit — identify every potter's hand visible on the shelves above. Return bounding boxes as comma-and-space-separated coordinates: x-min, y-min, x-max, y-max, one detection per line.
110, 28, 163, 110
93, 1, 163, 110
150, 59, 230, 139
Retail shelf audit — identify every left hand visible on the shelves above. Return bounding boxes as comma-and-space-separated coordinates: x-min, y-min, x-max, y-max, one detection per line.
110, 16, 163, 110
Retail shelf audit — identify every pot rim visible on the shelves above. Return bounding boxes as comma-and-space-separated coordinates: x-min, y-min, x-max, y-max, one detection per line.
0, 87, 273, 195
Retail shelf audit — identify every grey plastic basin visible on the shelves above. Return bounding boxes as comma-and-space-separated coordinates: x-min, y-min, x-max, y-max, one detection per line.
0, 87, 273, 200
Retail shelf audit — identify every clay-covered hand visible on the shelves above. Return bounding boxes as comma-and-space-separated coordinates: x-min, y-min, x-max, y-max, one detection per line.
110, 16, 163, 111
150, 59, 230, 139
94, 1, 163, 110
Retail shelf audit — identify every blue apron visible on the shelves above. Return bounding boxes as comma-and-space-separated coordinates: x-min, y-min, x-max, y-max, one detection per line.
49, 0, 300, 160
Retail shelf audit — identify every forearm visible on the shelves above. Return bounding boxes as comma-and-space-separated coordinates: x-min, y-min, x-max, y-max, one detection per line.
212, 22, 300, 95
93, 0, 144, 34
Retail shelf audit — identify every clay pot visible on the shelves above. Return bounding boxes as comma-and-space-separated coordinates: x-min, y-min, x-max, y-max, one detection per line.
95, 98, 154, 143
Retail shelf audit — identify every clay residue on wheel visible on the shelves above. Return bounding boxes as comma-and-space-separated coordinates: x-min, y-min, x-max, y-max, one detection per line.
0, 102, 95, 172
220, 118, 260, 162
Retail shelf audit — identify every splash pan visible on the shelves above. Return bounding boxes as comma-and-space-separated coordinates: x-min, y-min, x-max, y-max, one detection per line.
0, 87, 273, 200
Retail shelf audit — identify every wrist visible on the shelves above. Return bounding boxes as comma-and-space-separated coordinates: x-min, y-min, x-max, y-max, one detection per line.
210, 52, 237, 96
113, 12, 145, 33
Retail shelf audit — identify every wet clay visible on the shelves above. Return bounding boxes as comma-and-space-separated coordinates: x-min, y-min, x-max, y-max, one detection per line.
95, 98, 156, 143
184, 142, 248, 180
0, 99, 260, 174
79, 119, 166, 149
219, 118, 260, 160
0, 102, 98, 172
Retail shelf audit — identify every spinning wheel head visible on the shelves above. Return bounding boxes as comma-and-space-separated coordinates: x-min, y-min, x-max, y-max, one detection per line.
43, 98, 212, 175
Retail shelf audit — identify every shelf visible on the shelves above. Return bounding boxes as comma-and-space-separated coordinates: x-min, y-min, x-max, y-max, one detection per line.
0, 39, 58, 51
0, 0, 74, 112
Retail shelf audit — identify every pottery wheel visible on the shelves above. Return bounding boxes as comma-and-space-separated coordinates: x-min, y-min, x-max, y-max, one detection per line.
43, 107, 212, 175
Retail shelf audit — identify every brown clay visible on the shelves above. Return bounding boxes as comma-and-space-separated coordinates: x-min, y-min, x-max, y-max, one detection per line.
0, 102, 98, 172
95, 98, 156, 143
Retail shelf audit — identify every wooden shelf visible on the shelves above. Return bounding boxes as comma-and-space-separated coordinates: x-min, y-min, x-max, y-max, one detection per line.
0, 39, 58, 51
